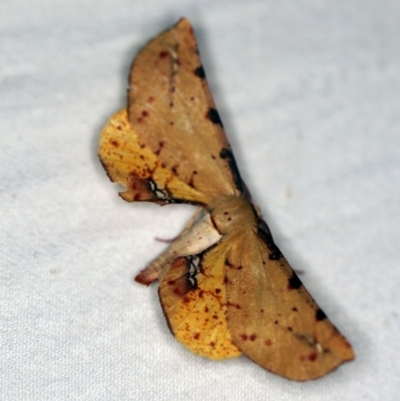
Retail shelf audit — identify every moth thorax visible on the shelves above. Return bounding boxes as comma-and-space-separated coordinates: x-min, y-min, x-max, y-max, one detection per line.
209, 196, 256, 234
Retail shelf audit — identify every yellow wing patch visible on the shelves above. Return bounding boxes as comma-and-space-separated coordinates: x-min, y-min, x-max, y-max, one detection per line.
159, 243, 241, 360
99, 109, 207, 205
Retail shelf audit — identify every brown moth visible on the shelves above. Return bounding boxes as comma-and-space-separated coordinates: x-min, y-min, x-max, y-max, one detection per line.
98, 18, 355, 380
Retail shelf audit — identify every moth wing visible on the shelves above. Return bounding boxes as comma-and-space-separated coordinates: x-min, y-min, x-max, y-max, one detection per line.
225, 226, 355, 381
129, 18, 243, 201
99, 109, 207, 204
159, 242, 241, 360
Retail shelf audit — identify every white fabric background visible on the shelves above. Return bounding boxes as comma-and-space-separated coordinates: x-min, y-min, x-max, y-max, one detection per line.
1, 0, 400, 399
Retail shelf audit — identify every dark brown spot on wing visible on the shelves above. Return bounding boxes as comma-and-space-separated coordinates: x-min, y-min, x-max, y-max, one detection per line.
316, 308, 327, 321
207, 108, 223, 127
194, 65, 206, 78
219, 148, 244, 193
288, 272, 303, 290
154, 141, 165, 156
257, 219, 283, 260
227, 302, 241, 309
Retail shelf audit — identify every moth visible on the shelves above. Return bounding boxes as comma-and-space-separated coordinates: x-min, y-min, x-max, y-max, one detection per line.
98, 18, 354, 381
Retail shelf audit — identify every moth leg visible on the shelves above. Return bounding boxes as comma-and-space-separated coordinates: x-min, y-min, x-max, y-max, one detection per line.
135, 208, 222, 285
179, 207, 204, 235
155, 208, 204, 243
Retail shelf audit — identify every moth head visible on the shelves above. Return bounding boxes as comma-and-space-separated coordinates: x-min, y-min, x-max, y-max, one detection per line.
209, 196, 256, 235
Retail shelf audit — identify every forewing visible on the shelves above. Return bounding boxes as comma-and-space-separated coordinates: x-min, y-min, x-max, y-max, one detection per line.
225, 226, 355, 381
128, 18, 243, 201
159, 243, 241, 360
99, 109, 207, 205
